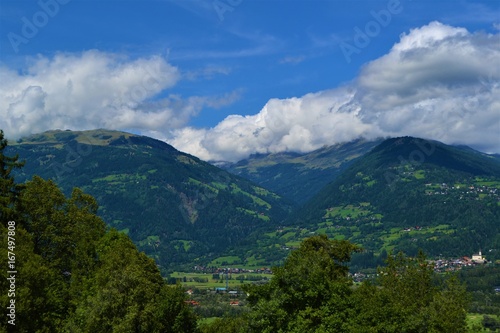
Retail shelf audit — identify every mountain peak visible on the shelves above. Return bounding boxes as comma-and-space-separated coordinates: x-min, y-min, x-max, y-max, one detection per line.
367, 136, 500, 176
14, 129, 181, 154
15, 129, 136, 146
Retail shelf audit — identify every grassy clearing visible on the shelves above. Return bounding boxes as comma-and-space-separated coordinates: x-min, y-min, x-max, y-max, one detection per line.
474, 177, 500, 188
138, 235, 159, 247
177, 240, 192, 251
414, 170, 425, 179
285, 240, 302, 247
324, 205, 372, 219
176, 155, 198, 165
230, 184, 272, 209
245, 255, 268, 267
236, 208, 270, 221
92, 173, 146, 183
119, 228, 129, 235
253, 186, 281, 199
466, 313, 500, 332
210, 256, 241, 266
281, 231, 296, 240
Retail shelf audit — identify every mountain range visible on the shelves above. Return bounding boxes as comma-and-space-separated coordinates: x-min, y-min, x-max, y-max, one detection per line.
220, 137, 500, 269
7, 130, 500, 271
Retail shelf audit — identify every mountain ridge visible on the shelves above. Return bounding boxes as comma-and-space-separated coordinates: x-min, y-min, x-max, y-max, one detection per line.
7, 129, 294, 272
7, 130, 500, 270
217, 136, 500, 269
292, 136, 500, 259
222, 138, 383, 204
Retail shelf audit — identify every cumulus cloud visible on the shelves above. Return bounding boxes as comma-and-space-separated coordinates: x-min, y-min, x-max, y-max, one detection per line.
355, 21, 500, 150
0, 50, 237, 139
172, 22, 500, 161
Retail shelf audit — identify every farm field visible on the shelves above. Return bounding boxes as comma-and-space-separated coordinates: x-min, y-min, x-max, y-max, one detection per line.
169, 272, 271, 289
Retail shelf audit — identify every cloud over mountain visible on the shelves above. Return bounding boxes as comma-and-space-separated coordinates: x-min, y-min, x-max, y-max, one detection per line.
172, 22, 499, 161
0, 50, 236, 139
0, 22, 498, 162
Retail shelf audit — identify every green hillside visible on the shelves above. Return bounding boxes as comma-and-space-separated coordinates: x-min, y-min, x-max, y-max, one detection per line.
221, 137, 500, 269
7, 129, 293, 272
223, 138, 382, 204
293, 137, 500, 261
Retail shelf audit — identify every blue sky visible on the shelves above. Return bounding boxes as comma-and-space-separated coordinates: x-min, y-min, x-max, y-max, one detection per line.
0, 0, 499, 161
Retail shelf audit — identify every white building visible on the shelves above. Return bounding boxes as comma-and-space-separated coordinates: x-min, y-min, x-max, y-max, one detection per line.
472, 251, 486, 264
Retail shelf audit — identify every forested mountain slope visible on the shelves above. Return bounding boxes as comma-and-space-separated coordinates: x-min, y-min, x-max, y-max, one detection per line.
221, 137, 500, 269
7, 129, 293, 272
293, 137, 500, 260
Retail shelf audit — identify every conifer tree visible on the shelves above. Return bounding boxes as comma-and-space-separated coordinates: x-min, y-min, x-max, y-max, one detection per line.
0, 130, 24, 222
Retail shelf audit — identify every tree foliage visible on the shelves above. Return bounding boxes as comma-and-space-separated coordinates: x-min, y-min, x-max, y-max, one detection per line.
0, 130, 24, 221
349, 251, 469, 332
205, 236, 470, 333
243, 235, 361, 332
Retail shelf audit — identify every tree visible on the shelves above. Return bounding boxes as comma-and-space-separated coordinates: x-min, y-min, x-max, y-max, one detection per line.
18, 176, 107, 280
199, 316, 250, 333
348, 251, 469, 332
0, 130, 24, 221
244, 235, 361, 332
154, 284, 199, 333
0, 224, 68, 332
64, 230, 198, 333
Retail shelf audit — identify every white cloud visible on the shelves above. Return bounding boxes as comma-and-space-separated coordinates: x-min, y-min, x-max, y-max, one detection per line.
1, 23, 498, 162
171, 88, 372, 161
0, 50, 237, 139
355, 21, 500, 150
183, 65, 232, 81
279, 55, 306, 65
171, 22, 500, 161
